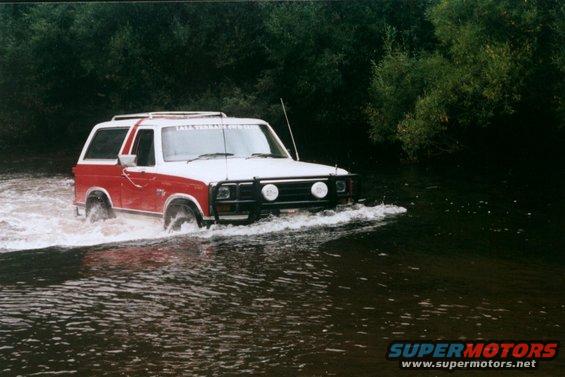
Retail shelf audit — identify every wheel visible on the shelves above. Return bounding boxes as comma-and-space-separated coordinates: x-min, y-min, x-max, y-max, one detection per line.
165, 203, 201, 231
86, 195, 112, 222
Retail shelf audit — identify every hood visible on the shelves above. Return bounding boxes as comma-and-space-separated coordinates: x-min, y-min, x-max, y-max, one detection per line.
158, 158, 349, 184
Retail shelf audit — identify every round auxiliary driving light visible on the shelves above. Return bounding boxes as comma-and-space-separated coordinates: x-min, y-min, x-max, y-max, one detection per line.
261, 184, 279, 201
311, 181, 328, 199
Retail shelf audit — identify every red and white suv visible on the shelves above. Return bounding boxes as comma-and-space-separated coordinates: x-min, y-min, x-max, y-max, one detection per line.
73, 112, 357, 229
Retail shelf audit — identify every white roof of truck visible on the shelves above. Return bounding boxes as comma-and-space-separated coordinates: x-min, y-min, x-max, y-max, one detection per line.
95, 111, 269, 129
112, 111, 227, 121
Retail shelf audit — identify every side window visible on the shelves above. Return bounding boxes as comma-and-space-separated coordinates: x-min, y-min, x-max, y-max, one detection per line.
84, 128, 129, 160
132, 129, 155, 167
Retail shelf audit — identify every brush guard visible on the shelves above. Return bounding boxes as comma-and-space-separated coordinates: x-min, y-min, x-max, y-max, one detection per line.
210, 174, 358, 223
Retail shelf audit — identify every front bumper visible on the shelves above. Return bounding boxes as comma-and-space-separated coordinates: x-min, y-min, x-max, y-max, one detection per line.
209, 174, 358, 223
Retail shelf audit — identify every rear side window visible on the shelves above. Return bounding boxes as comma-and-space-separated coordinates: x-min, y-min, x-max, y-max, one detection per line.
84, 128, 129, 160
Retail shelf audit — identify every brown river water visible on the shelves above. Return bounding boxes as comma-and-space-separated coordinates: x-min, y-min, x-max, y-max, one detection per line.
0, 157, 563, 376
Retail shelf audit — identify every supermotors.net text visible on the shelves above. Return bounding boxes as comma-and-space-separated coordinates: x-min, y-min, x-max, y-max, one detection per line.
400, 359, 537, 370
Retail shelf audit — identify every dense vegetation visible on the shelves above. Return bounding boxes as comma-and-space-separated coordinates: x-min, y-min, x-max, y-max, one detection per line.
0, 1, 562, 161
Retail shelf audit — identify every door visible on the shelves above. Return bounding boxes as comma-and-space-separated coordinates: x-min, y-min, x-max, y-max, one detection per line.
121, 129, 157, 212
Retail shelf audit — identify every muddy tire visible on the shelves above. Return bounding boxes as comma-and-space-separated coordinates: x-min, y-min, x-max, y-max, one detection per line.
86, 194, 112, 222
165, 202, 202, 231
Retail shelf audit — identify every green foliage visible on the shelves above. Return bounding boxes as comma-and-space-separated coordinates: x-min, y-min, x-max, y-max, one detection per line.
0, 1, 434, 157
367, 0, 564, 159
0, 1, 561, 159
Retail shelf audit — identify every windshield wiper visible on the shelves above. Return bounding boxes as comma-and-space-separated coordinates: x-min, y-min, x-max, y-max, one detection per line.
246, 153, 286, 159
187, 153, 234, 163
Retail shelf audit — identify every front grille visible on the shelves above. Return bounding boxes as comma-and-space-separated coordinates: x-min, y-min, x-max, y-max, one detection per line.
238, 184, 254, 201
235, 180, 327, 203
277, 181, 317, 201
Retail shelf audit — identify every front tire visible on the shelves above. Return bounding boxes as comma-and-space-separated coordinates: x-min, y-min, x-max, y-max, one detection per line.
165, 203, 202, 231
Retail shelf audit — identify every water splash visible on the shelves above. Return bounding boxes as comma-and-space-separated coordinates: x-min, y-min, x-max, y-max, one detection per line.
0, 174, 406, 252
195, 204, 406, 238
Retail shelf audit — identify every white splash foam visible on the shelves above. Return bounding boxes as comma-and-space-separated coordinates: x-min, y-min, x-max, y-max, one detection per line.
195, 204, 406, 238
0, 175, 406, 251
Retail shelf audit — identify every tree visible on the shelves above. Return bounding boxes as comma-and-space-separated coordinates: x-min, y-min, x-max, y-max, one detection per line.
367, 0, 564, 159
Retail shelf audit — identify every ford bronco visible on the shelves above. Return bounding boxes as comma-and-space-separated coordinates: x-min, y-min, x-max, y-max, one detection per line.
73, 112, 357, 229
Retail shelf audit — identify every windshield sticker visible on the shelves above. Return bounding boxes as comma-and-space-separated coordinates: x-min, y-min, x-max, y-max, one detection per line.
175, 124, 259, 131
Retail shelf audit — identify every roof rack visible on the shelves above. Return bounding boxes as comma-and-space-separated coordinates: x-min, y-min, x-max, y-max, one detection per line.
111, 111, 227, 121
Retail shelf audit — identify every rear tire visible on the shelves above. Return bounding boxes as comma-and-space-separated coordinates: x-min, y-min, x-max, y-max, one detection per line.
165, 203, 202, 231
86, 195, 112, 222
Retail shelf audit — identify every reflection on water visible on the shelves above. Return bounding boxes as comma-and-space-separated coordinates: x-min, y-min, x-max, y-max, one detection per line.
0, 162, 563, 376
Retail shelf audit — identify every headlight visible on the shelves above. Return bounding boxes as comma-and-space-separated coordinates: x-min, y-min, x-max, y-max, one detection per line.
311, 181, 328, 199
336, 180, 347, 193
261, 184, 279, 201
216, 186, 231, 200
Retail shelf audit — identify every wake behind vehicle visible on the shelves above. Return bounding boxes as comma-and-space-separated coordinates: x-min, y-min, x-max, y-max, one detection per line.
73, 111, 358, 229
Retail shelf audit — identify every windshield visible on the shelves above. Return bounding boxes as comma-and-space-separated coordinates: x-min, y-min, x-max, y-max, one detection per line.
162, 124, 287, 161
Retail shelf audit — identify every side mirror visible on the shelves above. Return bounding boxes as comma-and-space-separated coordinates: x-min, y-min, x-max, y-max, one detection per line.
118, 154, 137, 167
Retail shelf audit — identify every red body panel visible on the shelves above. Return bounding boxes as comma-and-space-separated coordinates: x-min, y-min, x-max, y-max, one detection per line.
121, 170, 157, 212
74, 164, 210, 217
152, 172, 209, 215
74, 164, 124, 207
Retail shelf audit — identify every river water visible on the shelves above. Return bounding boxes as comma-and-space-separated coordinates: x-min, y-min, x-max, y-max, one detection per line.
0, 158, 563, 376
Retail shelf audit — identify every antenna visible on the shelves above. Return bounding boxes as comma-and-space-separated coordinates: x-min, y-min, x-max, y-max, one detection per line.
220, 114, 229, 180
280, 98, 300, 161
